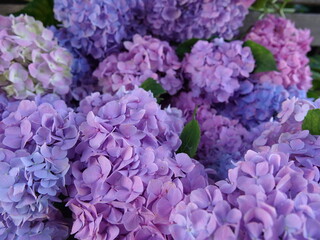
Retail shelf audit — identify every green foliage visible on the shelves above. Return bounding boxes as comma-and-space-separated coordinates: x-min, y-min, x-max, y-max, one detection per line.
307, 56, 320, 99
244, 40, 278, 73
302, 109, 320, 135
140, 78, 167, 102
251, 0, 268, 10
250, 0, 294, 16
176, 38, 200, 60
14, 0, 59, 27
177, 117, 201, 158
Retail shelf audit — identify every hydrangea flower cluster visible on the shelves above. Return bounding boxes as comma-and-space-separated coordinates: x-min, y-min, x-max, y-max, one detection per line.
0, 15, 73, 99
138, 0, 253, 42
94, 35, 183, 95
182, 38, 255, 103
169, 97, 320, 240
51, 28, 99, 102
0, 211, 69, 240
169, 185, 242, 239
245, 14, 313, 90
54, 0, 145, 60
0, 1, 318, 238
174, 92, 253, 179
68, 88, 209, 239
253, 97, 320, 170
0, 94, 78, 226
195, 106, 254, 179
222, 81, 307, 128
216, 148, 320, 239
54, 0, 253, 60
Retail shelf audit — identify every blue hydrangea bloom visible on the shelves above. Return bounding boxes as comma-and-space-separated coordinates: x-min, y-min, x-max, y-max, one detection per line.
0, 95, 79, 225
52, 28, 98, 102
223, 82, 307, 128
54, 0, 146, 60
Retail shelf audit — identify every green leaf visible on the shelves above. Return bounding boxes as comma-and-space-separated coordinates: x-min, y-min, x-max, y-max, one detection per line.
307, 90, 320, 99
302, 109, 320, 135
307, 56, 320, 98
177, 119, 201, 158
244, 40, 278, 74
176, 38, 200, 60
312, 71, 320, 81
14, 0, 59, 27
140, 78, 167, 102
310, 56, 320, 72
251, 0, 268, 10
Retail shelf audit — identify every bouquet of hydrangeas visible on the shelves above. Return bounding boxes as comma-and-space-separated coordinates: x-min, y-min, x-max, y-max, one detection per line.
1, 0, 320, 239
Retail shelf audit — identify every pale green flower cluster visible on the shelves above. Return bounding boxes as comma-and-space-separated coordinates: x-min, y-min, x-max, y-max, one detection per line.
0, 14, 72, 99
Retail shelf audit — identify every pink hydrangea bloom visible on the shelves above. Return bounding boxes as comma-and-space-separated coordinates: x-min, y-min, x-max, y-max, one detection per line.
245, 15, 313, 90
93, 35, 182, 95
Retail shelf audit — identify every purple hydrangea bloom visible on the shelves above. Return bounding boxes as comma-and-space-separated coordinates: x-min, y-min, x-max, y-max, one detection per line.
144, 0, 254, 42
173, 92, 254, 180
252, 97, 314, 151
245, 14, 313, 90
94, 35, 183, 95
221, 82, 306, 128
54, 0, 146, 60
0, 211, 69, 240
182, 39, 255, 103
0, 15, 73, 99
254, 97, 320, 171
180, 161, 209, 195
169, 185, 242, 239
68, 88, 209, 239
0, 95, 78, 225
216, 148, 320, 239
196, 106, 254, 180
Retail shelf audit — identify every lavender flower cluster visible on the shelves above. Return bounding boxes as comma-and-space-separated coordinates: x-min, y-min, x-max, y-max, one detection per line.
216, 148, 320, 239
0, 15, 73, 99
171, 14, 312, 180
254, 97, 320, 168
169, 185, 241, 239
54, 0, 145, 60
143, 0, 255, 42
182, 38, 255, 103
53, 0, 254, 62
68, 88, 209, 239
0, 3, 317, 240
0, 94, 78, 233
94, 35, 183, 95
167, 97, 320, 240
